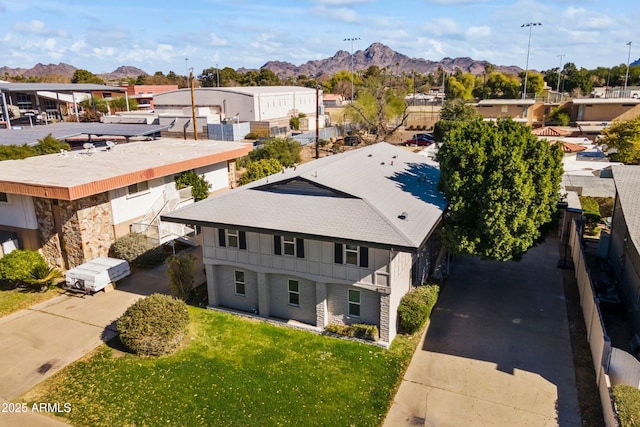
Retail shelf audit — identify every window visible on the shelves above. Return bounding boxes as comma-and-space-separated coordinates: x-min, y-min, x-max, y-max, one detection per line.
288, 279, 300, 306
16, 93, 32, 110
127, 181, 149, 197
501, 105, 508, 113
0, 192, 8, 203
234, 270, 245, 295
227, 229, 239, 248
348, 289, 361, 317
345, 244, 359, 265
334, 243, 368, 268
273, 235, 305, 258
218, 228, 247, 250
283, 236, 296, 256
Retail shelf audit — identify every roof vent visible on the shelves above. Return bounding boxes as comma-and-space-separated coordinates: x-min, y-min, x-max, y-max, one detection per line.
398, 212, 408, 220
60, 149, 68, 156
368, 154, 373, 157
380, 161, 385, 165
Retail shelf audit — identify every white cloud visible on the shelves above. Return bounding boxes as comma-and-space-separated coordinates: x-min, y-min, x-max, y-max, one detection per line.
313, 6, 359, 23
0, 33, 11, 42
466, 26, 491, 38
209, 33, 228, 46
70, 39, 87, 52
12, 20, 67, 37
427, 18, 460, 36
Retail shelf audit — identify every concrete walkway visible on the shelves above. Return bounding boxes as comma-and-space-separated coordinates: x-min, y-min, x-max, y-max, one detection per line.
384, 236, 582, 426
0, 248, 204, 427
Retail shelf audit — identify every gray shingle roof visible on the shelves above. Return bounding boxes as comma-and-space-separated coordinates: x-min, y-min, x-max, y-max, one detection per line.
163, 142, 447, 251
612, 166, 640, 252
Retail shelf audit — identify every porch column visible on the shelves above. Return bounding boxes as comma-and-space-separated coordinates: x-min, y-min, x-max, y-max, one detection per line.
257, 272, 270, 317
315, 282, 327, 328
205, 265, 218, 307
379, 293, 391, 344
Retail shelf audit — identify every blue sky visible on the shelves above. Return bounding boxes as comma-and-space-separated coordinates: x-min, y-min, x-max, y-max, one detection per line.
1, 0, 637, 75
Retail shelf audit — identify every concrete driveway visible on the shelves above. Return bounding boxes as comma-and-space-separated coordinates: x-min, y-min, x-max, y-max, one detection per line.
384, 236, 582, 426
0, 248, 204, 426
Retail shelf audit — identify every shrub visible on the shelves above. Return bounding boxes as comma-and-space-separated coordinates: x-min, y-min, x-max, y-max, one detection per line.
325, 323, 379, 341
398, 284, 440, 334
117, 293, 189, 356
25, 264, 65, 291
351, 324, 379, 341
0, 250, 47, 287
167, 252, 196, 300
110, 233, 166, 267
612, 384, 640, 427
175, 170, 211, 201
239, 158, 282, 185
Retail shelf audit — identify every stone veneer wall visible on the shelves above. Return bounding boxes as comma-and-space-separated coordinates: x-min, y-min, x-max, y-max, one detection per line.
33, 197, 65, 269
59, 193, 114, 269
228, 160, 237, 188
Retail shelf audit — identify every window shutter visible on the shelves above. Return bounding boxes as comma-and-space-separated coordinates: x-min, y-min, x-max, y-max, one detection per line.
359, 246, 369, 268
334, 243, 343, 264
218, 228, 226, 247
296, 238, 305, 258
274, 235, 282, 255
239, 231, 247, 250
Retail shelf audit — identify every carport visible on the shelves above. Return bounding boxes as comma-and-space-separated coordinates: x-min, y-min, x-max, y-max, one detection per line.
0, 83, 128, 129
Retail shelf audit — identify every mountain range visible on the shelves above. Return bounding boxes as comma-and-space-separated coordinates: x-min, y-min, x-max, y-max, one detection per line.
0, 64, 148, 81
6, 42, 637, 82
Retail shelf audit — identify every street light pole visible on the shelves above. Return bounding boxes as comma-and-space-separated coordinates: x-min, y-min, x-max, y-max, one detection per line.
521, 22, 541, 100
556, 54, 564, 102
343, 37, 360, 102
185, 58, 189, 77
624, 41, 632, 94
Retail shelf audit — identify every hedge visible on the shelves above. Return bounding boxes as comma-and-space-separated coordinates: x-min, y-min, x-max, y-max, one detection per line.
612, 384, 640, 427
398, 284, 440, 334
0, 250, 47, 287
325, 323, 379, 341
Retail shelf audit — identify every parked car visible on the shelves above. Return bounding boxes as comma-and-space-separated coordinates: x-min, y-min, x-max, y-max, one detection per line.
415, 133, 435, 142
405, 134, 435, 146
344, 135, 362, 146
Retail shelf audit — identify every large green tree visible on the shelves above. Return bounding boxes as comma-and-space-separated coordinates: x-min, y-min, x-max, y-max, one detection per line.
599, 116, 640, 164
248, 138, 301, 167
437, 118, 563, 261
71, 69, 104, 84
239, 158, 283, 185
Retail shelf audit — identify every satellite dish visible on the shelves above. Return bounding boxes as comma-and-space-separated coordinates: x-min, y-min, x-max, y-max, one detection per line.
106, 141, 116, 150
83, 143, 95, 150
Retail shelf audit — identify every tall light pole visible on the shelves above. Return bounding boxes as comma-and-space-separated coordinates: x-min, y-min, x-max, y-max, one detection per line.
624, 41, 632, 94
343, 37, 360, 102
521, 22, 541, 100
185, 58, 189, 76
556, 54, 565, 102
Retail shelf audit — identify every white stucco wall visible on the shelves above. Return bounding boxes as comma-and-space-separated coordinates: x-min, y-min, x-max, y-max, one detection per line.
109, 177, 167, 224
0, 193, 38, 229
195, 162, 229, 193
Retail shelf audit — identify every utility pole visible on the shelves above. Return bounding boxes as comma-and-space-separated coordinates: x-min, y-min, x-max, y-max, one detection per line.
315, 85, 320, 159
521, 22, 542, 100
556, 54, 565, 102
189, 68, 198, 141
624, 41, 632, 94
343, 37, 360, 102
216, 63, 220, 88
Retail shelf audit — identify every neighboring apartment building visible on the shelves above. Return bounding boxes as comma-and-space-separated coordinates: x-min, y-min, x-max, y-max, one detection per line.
124, 84, 179, 110
570, 98, 640, 124
153, 86, 324, 139
475, 99, 542, 126
0, 139, 251, 269
609, 166, 640, 339
163, 143, 448, 346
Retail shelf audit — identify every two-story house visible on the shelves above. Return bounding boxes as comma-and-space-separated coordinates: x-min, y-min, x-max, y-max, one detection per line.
163, 143, 448, 346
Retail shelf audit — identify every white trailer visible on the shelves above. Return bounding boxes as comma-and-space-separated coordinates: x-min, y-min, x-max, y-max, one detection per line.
65, 257, 131, 294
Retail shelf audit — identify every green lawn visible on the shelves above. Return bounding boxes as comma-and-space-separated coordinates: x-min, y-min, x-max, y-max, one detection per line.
22, 307, 420, 427
0, 284, 65, 318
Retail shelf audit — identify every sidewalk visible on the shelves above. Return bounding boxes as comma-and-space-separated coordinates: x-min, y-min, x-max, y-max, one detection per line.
384, 236, 582, 426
